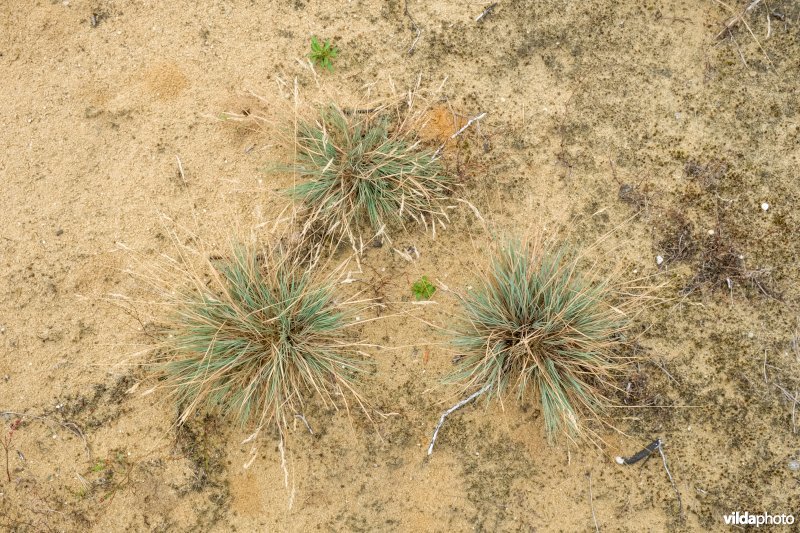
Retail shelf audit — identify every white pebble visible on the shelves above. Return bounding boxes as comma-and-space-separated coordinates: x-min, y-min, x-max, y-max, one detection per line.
789, 460, 800, 471
656, 255, 664, 266
761, 202, 770, 211
707, 229, 715, 236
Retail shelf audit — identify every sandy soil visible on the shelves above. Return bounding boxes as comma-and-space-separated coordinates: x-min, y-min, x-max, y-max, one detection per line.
1, 0, 799, 531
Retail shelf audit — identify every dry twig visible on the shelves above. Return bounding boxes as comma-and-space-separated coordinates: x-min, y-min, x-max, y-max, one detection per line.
773, 384, 798, 434
657, 441, 684, 519
715, 0, 775, 69
588, 471, 600, 532
475, 3, 497, 23
404, 0, 422, 55
294, 414, 314, 435
427, 382, 491, 455
451, 112, 486, 139
716, 0, 764, 38
175, 155, 187, 186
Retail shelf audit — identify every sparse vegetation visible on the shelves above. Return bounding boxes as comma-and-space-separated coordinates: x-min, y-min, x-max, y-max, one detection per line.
649, 159, 776, 299
685, 224, 772, 297
448, 238, 635, 441
2, 418, 21, 482
308, 36, 339, 72
83, 449, 134, 504
158, 243, 368, 433
411, 276, 436, 300
290, 104, 452, 250
7, 0, 800, 529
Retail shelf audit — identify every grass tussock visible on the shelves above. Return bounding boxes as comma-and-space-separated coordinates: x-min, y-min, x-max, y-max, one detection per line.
157, 242, 368, 433
290, 104, 452, 251
449, 237, 639, 442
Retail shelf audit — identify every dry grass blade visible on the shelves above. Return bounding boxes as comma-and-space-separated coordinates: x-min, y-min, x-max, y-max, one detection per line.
716, 0, 764, 38
714, 0, 775, 69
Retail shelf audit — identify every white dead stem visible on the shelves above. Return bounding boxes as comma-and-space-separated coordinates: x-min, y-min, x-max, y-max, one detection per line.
451, 112, 487, 139
766, 10, 771, 38
588, 471, 600, 532
394, 248, 413, 262
243, 445, 258, 470
427, 382, 492, 455
475, 3, 497, 23
455, 198, 485, 224
278, 434, 289, 488
175, 156, 187, 186
404, 0, 422, 54
716, 0, 764, 39
657, 441, 683, 519
294, 413, 314, 435
773, 384, 798, 434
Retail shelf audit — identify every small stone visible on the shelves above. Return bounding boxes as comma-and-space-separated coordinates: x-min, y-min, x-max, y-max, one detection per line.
789, 460, 800, 471
656, 255, 664, 266
761, 202, 770, 211
55, 228, 63, 236
707, 229, 715, 236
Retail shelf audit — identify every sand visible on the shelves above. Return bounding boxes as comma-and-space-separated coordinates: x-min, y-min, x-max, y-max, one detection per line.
1, 0, 799, 531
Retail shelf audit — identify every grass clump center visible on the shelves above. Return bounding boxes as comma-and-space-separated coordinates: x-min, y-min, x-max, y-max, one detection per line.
291, 104, 452, 249
450, 239, 632, 441
159, 245, 365, 431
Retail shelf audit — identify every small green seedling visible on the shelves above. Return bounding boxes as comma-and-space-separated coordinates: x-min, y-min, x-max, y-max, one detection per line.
412, 276, 436, 300
309, 36, 339, 71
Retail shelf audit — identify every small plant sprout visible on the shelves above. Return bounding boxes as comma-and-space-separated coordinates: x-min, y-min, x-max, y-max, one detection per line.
290, 104, 452, 252
429, 237, 639, 454
308, 36, 339, 71
412, 276, 436, 300
157, 242, 369, 436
